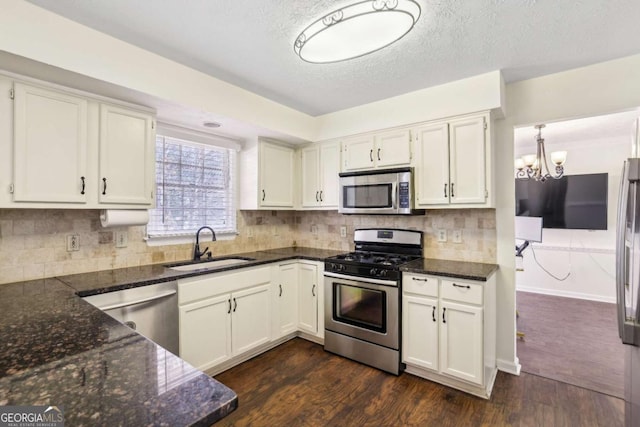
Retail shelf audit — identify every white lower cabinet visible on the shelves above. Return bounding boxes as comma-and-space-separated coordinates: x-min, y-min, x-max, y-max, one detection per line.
297, 262, 318, 335
276, 262, 299, 337
439, 300, 484, 385
178, 266, 272, 372
180, 261, 324, 374
179, 294, 232, 370
402, 272, 496, 398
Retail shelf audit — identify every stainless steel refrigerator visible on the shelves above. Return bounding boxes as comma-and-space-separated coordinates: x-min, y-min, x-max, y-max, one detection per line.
617, 158, 640, 426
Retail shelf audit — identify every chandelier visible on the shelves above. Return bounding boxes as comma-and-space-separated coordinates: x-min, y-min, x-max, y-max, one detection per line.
294, 0, 421, 64
515, 124, 567, 182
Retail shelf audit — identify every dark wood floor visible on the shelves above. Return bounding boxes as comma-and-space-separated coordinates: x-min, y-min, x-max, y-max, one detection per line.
517, 291, 625, 398
215, 338, 624, 426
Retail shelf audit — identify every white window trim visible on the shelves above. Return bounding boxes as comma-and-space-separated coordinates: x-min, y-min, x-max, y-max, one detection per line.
146, 123, 241, 246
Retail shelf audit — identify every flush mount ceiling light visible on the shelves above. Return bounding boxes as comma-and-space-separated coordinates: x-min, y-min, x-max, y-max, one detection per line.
294, 0, 421, 64
515, 124, 567, 182
203, 121, 221, 128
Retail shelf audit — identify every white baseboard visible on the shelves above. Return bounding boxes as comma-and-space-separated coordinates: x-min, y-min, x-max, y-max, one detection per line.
516, 286, 616, 304
497, 357, 521, 376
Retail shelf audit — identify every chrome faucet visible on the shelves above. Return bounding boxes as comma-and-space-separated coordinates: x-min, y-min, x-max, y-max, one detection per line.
194, 226, 216, 261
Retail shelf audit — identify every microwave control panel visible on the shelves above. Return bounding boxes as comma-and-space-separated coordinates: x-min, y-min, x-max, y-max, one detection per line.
399, 182, 410, 209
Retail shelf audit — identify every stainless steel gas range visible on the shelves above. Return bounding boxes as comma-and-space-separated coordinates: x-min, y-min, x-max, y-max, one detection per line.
324, 228, 423, 375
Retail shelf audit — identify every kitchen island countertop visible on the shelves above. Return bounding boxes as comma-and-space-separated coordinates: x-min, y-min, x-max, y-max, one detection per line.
0, 278, 237, 426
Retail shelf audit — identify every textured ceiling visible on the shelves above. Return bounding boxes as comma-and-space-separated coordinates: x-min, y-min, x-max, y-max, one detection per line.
25, 0, 640, 116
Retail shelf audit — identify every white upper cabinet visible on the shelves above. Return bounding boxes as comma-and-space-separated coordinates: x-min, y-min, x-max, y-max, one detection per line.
414, 122, 450, 205
259, 140, 295, 208
414, 113, 490, 208
13, 83, 88, 203
99, 104, 155, 205
374, 129, 412, 168
342, 130, 411, 172
448, 116, 487, 204
1, 76, 157, 209
300, 141, 340, 209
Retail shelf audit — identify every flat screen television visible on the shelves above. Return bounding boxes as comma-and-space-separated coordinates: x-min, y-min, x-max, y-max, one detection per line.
515, 173, 608, 230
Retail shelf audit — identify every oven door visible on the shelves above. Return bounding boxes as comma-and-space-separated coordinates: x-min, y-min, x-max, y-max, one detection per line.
324, 272, 399, 349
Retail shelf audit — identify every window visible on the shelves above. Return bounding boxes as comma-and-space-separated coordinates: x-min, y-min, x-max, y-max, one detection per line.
147, 132, 237, 239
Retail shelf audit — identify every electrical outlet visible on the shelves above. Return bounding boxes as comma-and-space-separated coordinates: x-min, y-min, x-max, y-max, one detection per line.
311, 225, 318, 235
246, 228, 254, 238
66, 234, 80, 252
437, 229, 447, 243
452, 229, 462, 243
340, 226, 347, 238
272, 226, 278, 236
115, 230, 128, 248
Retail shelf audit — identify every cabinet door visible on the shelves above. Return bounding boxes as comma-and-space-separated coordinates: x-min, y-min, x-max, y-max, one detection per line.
301, 145, 320, 207
260, 142, 294, 207
179, 294, 232, 371
439, 300, 483, 385
232, 284, 271, 355
402, 295, 439, 371
449, 116, 486, 204
375, 129, 411, 168
13, 83, 88, 203
277, 263, 299, 337
319, 141, 340, 207
298, 262, 318, 334
414, 122, 450, 206
342, 136, 375, 171
99, 104, 155, 205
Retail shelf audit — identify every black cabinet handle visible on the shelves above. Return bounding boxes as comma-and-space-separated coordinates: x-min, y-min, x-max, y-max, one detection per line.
370, 149, 373, 162
262, 189, 266, 201
453, 283, 471, 289
316, 191, 319, 202
312, 284, 316, 297
279, 284, 283, 297
451, 183, 455, 198
319, 191, 323, 202
80, 176, 85, 195
227, 299, 231, 314
432, 306, 436, 322
377, 148, 381, 161
102, 177, 107, 195
233, 298, 237, 312
444, 183, 448, 198
412, 277, 428, 282
442, 307, 446, 324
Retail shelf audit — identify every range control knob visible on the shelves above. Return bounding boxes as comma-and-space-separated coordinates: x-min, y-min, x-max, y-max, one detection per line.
379, 269, 388, 277
370, 268, 378, 276
340, 264, 347, 272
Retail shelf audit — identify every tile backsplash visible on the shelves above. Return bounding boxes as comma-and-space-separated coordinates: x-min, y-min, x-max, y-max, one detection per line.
0, 208, 496, 285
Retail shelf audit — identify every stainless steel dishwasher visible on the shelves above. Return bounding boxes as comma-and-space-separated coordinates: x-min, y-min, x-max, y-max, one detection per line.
83, 281, 179, 355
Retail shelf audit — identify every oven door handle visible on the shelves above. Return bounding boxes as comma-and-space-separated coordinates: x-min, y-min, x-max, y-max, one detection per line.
323, 271, 398, 287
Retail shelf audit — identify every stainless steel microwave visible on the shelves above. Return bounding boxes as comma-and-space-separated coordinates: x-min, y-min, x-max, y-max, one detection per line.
338, 167, 425, 215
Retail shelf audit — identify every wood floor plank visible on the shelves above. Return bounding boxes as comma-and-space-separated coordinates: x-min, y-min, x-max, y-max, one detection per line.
214, 338, 624, 427
516, 291, 625, 398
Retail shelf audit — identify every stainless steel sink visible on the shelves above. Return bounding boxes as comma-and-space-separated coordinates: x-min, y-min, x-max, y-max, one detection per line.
167, 257, 254, 272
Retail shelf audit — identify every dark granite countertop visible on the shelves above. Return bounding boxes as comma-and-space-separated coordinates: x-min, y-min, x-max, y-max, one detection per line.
0, 246, 497, 426
59, 247, 344, 297
400, 258, 498, 281
0, 278, 237, 426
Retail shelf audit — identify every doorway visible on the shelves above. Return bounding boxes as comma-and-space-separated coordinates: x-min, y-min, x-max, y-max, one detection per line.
513, 111, 637, 398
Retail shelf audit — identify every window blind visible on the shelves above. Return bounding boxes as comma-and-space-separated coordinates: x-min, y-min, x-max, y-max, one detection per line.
147, 135, 236, 238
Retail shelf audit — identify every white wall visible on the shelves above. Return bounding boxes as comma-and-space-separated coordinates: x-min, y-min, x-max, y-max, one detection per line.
495, 53, 640, 375
515, 135, 630, 302
0, 0, 316, 142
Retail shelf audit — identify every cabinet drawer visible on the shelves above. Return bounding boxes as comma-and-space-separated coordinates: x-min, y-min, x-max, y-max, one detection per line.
441, 279, 483, 305
403, 273, 439, 297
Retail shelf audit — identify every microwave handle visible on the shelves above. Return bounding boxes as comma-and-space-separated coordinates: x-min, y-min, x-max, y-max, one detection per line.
392, 182, 398, 209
